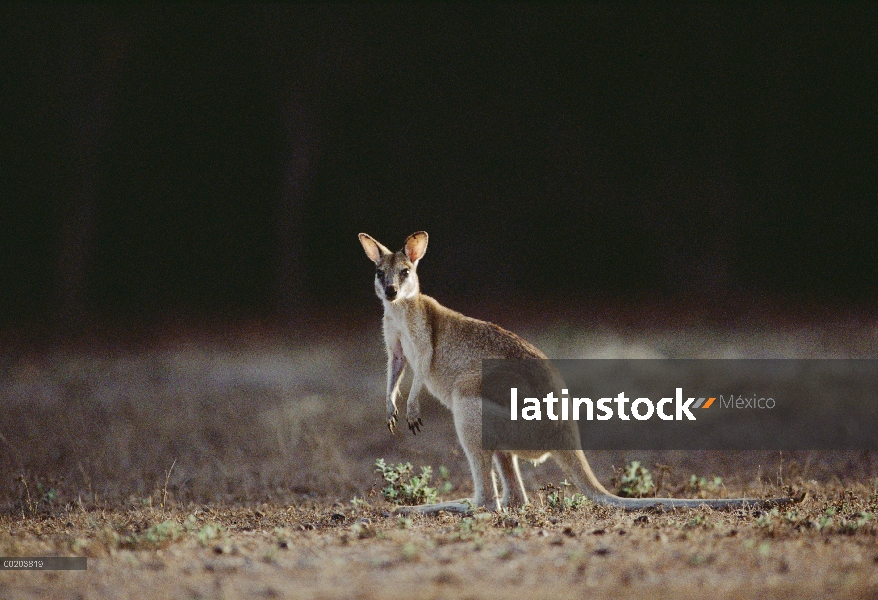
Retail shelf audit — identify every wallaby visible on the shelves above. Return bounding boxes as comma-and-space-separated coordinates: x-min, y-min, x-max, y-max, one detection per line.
359, 231, 792, 514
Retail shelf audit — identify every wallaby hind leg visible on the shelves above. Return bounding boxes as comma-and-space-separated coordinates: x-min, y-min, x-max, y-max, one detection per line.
552, 450, 617, 504
453, 395, 494, 508
394, 395, 492, 515
494, 452, 528, 507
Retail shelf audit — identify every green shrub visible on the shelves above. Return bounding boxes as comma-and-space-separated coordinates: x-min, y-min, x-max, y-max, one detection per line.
612, 461, 655, 498
375, 458, 439, 505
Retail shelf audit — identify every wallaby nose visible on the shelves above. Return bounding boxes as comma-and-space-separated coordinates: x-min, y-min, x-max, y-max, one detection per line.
385, 286, 397, 300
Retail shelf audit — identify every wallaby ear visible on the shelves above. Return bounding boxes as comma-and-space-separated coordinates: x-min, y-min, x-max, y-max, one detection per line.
404, 231, 429, 264
359, 233, 391, 264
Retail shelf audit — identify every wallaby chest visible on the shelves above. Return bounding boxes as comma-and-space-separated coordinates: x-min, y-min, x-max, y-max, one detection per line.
383, 300, 433, 373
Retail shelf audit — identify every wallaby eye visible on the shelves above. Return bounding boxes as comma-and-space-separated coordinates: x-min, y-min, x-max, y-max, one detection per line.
400, 268, 410, 279
376, 269, 385, 281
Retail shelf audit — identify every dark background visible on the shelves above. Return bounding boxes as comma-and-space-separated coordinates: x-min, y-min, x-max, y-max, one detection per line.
3, 4, 876, 328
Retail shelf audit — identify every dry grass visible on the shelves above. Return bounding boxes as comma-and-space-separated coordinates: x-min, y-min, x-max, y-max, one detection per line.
1, 311, 877, 598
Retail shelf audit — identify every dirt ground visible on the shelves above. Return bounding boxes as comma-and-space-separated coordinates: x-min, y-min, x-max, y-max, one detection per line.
2, 306, 878, 599
3, 488, 878, 600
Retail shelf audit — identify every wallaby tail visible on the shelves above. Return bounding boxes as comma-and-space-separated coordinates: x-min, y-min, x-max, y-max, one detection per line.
554, 450, 796, 512
591, 495, 793, 511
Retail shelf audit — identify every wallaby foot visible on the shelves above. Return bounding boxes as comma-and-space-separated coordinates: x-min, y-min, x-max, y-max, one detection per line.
393, 499, 477, 515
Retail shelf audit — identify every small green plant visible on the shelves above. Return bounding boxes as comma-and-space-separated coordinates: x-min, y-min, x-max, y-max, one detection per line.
545, 480, 587, 511
814, 507, 835, 532
36, 482, 58, 504
375, 458, 438, 505
755, 507, 779, 529
783, 510, 802, 526
564, 494, 586, 510
437, 466, 454, 495
120, 521, 185, 549
457, 512, 492, 541
687, 474, 724, 497
16, 475, 62, 516
685, 513, 710, 529
844, 511, 873, 532
196, 522, 224, 546
813, 507, 874, 533
612, 461, 655, 498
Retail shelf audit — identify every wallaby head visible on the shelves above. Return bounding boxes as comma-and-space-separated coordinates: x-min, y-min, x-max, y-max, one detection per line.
358, 232, 428, 303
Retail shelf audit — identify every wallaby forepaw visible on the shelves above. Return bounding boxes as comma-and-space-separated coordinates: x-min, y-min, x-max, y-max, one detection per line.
387, 409, 399, 435
408, 417, 423, 435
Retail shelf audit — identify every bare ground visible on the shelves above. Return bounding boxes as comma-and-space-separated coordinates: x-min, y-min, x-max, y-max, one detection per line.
2, 307, 878, 599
